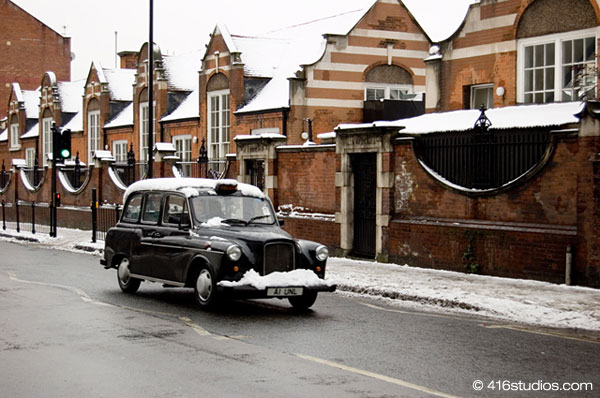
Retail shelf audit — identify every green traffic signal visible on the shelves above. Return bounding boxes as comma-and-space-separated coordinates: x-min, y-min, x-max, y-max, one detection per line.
60, 148, 71, 158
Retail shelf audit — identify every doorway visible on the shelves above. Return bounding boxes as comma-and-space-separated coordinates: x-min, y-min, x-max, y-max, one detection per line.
351, 153, 376, 258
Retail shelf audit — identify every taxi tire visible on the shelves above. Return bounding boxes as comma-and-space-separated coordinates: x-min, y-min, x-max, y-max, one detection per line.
288, 291, 318, 310
194, 265, 219, 308
117, 257, 141, 294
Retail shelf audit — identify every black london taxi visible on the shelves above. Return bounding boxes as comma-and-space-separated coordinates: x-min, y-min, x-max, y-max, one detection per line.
100, 178, 335, 310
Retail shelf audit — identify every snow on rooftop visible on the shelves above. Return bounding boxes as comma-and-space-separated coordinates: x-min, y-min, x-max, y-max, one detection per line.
104, 102, 133, 129
124, 178, 265, 202
226, 5, 372, 114
338, 102, 584, 135
235, 74, 290, 113
231, 35, 291, 78
161, 88, 199, 122
63, 111, 82, 132
20, 122, 39, 139
22, 89, 40, 119
103, 68, 135, 101
57, 79, 84, 113
402, 0, 478, 43
163, 50, 202, 92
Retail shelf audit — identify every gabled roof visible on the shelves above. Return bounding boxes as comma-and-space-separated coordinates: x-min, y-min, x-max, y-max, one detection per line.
229, 3, 375, 114
11, 83, 40, 119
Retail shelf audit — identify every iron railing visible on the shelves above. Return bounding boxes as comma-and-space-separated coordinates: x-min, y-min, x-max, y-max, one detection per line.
1, 200, 51, 235
414, 129, 551, 190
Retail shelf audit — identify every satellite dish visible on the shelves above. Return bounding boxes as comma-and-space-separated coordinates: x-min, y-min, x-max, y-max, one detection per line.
301, 132, 309, 140
71, 52, 76, 61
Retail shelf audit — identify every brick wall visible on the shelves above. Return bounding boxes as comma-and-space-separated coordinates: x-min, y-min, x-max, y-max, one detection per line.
388, 132, 600, 287
0, 0, 71, 112
276, 147, 337, 214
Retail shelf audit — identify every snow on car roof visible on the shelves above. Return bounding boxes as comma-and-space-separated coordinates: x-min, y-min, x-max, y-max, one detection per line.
123, 178, 265, 202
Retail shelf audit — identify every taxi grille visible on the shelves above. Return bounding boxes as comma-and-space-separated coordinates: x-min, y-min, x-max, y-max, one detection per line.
263, 242, 295, 275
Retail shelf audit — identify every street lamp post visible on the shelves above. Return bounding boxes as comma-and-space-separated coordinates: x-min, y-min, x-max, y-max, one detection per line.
147, 0, 154, 178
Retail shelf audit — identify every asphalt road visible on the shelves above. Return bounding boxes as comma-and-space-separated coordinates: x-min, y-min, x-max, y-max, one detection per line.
0, 241, 598, 397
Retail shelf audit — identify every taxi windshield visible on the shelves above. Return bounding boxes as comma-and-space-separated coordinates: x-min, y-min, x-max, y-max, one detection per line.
190, 195, 277, 226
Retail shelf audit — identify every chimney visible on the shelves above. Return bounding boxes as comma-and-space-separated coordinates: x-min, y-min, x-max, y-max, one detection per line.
118, 51, 139, 69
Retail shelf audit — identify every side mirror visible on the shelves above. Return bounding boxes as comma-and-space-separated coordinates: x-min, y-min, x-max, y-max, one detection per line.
278, 219, 285, 227
179, 214, 191, 230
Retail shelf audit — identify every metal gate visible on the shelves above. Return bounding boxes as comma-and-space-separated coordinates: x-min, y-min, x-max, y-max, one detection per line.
351, 153, 376, 258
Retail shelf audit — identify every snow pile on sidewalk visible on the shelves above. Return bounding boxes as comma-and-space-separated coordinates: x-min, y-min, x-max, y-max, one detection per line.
327, 258, 600, 332
1, 227, 599, 332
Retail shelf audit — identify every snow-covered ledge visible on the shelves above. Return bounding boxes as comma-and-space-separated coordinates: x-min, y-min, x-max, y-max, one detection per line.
154, 142, 177, 163
93, 150, 115, 167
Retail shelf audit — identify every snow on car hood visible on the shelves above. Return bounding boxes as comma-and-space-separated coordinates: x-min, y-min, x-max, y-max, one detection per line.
217, 269, 335, 290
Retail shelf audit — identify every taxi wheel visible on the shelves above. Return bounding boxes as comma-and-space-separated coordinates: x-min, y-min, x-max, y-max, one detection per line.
117, 257, 141, 293
194, 265, 219, 308
288, 291, 318, 310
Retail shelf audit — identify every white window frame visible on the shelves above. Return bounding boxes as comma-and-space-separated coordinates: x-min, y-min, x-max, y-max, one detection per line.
173, 134, 192, 176
88, 110, 101, 163
139, 101, 156, 163
10, 122, 20, 150
25, 148, 36, 168
365, 84, 413, 101
207, 89, 230, 170
112, 140, 128, 163
42, 117, 53, 159
470, 84, 494, 109
517, 27, 597, 103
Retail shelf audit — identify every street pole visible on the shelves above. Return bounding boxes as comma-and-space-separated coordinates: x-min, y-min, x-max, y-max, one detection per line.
50, 124, 57, 237
147, 0, 154, 178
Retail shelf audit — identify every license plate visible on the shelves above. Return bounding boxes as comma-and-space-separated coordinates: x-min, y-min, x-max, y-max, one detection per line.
267, 287, 303, 297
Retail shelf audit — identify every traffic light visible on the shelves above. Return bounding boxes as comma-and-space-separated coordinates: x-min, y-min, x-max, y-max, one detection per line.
52, 123, 71, 160
54, 192, 61, 207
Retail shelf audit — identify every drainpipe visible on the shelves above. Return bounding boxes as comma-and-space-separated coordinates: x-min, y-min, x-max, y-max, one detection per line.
565, 245, 573, 285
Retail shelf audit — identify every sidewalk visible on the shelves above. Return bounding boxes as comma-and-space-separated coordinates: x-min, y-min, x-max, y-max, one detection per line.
1, 227, 599, 333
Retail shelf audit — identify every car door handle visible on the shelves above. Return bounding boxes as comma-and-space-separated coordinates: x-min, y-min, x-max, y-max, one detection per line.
150, 231, 163, 238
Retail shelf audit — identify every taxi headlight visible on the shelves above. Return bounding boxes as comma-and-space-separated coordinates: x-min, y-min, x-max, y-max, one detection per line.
226, 245, 242, 261
315, 245, 329, 262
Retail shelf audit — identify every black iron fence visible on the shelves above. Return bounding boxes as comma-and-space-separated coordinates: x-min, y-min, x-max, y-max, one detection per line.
1, 200, 51, 235
92, 204, 120, 243
1, 198, 121, 243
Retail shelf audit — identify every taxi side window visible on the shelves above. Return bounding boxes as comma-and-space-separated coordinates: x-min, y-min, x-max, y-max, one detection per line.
163, 195, 188, 225
122, 194, 143, 222
141, 193, 162, 224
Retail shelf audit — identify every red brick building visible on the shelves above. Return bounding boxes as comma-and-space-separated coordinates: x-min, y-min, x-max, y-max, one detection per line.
0, 0, 71, 112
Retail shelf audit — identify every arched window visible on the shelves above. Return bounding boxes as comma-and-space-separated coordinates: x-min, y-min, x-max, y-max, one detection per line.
87, 99, 100, 163
41, 108, 53, 161
138, 88, 155, 168
9, 115, 19, 150
365, 65, 414, 100
206, 73, 230, 174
